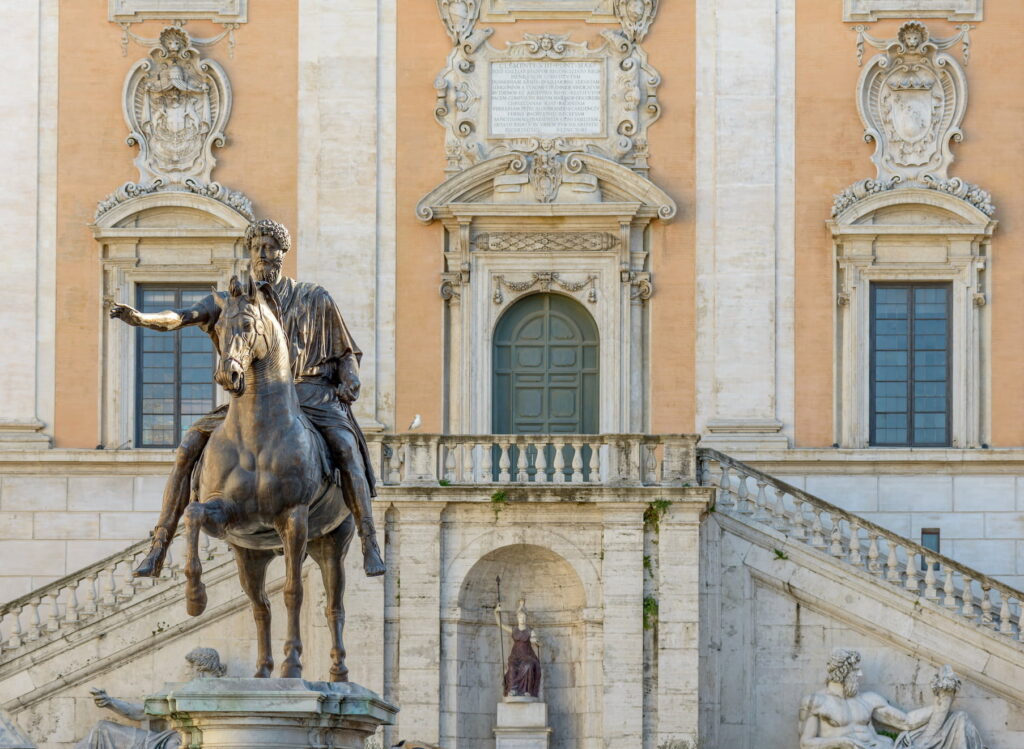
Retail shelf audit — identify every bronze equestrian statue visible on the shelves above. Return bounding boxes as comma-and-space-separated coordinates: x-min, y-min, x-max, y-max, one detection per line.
109, 219, 382, 680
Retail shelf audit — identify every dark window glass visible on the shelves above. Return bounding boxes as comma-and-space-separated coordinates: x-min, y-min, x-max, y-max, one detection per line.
870, 283, 951, 446
136, 286, 216, 447
921, 528, 941, 570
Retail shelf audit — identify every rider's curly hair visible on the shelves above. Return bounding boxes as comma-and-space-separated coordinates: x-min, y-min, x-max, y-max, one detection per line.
245, 219, 291, 254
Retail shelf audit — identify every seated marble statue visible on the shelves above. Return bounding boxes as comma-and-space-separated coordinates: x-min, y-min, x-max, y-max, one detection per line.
74, 647, 226, 749
799, 649, 986, 749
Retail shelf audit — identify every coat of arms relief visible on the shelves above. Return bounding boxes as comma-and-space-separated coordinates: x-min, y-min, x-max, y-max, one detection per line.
834, 20, 992, 217
96, 27, 252, 220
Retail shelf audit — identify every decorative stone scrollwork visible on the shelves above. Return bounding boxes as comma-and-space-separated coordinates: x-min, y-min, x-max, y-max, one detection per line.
98, 27, 252, 220
922, 175, 994, 216
474, 232, 618, 252
623, 270, 652, 301
493, 272, 598, 305
437, 0, 486, 45
856, 21, 969, 184
434, 31, 661, 175
440, 267, 471, 301
613, 0, 658, 44
831, 177, 900, 218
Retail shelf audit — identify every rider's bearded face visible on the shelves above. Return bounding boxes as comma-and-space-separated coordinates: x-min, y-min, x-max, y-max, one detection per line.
250, 235, 283, 284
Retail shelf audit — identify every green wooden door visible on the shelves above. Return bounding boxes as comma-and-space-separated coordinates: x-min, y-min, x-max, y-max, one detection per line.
493, 293, 599, 434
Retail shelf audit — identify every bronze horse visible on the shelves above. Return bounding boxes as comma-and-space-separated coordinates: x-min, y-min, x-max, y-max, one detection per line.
182, 275, 354, 681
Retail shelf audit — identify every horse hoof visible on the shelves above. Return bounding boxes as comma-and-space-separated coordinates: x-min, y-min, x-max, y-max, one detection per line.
133, 544, 167, 578
254, 663, 273, 678
330, 666, 349, 683
280, 663, 302, 679
186, 583, 207, 616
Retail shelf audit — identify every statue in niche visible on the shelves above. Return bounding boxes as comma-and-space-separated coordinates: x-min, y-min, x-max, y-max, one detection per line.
73, 647, 226, 749
798, 648, 987, 749
494, 598, 542, 698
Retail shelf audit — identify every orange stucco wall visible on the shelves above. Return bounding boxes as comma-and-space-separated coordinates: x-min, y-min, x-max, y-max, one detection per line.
794, 4, 1024, 446
395, 6, 697, 434
54, 5, 298, 447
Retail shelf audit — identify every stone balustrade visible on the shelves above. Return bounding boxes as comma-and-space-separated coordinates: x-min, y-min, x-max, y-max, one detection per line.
377, 433, 699, 487
0, 433, 697, 665
697, 447, 1024, 646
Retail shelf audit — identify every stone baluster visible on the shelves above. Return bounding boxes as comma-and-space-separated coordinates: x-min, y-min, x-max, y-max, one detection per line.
101, 565, 118, 611
45, 590, 61, 632
924, 557, 938, 601
810, 510, 826, 549
65, 580, 80, 624
26, 598, 41, 641
753, 480, 771, 523
961, 577, 975, 619
848, 522, 862, 566
829, 518, 844, 557
498, 439, 512, 483
387, 440, 403, 484
735, 472, 752, 514
536, 443, 550, 483
903, 550, 919, 593
718, 462, 734, 510
588, 442, 600, 483
553, 443, 567, 484
867, 533, 881, 576
164, 541, 178, 580
515, 440, 528, 482
571, 442, 584, 483
980, 584, 994, 627
482, 442, 494, 484
643, 444, 658, 485
443, 446, 456, 483
202, 533, 214, 561
83, 572, 99, 615
465, 444, 478, 483
122, 558, 142, 601
885, 541, 901, 584
790, 499, 808, 541
998, 594, 1014, 636
7, 607, 23, 650
942, 566, 957, 610
770, 486, 788, 531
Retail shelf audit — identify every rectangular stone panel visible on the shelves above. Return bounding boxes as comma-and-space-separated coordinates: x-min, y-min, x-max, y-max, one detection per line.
843, 0, 982, 21
489, 61, 604, 137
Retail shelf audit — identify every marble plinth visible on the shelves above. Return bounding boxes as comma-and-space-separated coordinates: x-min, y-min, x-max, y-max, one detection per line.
494, 697, 550, 749
145, 677, 397, 749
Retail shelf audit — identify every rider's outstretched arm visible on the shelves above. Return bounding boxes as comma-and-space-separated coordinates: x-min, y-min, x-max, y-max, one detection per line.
110, 296, 216, 331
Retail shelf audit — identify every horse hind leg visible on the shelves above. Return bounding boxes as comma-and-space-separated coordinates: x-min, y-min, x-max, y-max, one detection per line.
275, 504, 309, 679
232, 544, 276, 678
308, 514, 356, 682
182, 502, 208, 616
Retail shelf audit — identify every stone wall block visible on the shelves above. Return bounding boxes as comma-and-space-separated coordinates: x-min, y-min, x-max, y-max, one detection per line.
878, 475, 953, 512
0, 540, 65, 576
67, 476, 134, 511
33, 511, 99, 539
909, 512, 984, 539
946, 539, 1017, 576
983, 513, 1024, 539
99, 511, 157, 539
805, 475, 879, 513
953, 476, 1016, 512
66, 539, 134, 571
0, 512, 32, 539
133, 475, 166, 511
1, 476, 67, 511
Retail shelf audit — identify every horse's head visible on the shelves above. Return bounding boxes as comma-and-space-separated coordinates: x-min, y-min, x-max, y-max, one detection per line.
213, 276, 282, 397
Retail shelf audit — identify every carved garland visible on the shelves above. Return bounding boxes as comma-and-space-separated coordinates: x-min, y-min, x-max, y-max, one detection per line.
492, 272, 599, 304
474, 232, 619, 252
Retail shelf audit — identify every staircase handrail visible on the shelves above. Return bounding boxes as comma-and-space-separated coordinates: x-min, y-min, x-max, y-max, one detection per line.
697, 446, 1024, 643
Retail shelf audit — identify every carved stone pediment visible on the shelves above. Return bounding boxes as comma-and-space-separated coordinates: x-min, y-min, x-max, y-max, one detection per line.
856, 21, 968, 185
416, 152, 675, 221
124, 27, 231, 187
434, 31, 660, 175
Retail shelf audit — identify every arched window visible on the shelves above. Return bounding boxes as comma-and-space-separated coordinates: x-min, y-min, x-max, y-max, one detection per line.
492, 293, 599, 434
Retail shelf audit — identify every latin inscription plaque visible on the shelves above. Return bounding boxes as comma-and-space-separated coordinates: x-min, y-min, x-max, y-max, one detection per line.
489, 61, 604, 137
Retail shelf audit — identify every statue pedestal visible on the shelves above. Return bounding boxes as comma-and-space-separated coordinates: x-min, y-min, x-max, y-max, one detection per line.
145, 677, 397, 749
494, 697, 551, 749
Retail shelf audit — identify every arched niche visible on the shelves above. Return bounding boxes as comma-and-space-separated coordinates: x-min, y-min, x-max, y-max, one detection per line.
454, 544, 589, 749
828, 188, 996, 448
91, 192, 251, 448
418, 153, 675, 434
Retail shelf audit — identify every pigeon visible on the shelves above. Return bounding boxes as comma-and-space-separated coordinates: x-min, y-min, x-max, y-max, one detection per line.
408, 413, 422, 431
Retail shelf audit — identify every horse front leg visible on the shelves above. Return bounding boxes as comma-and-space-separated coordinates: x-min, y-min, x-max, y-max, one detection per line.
231, 543, 276, 678
276, 504, 309, 678
182, 502, 208, 616
309, 515, 356, 682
